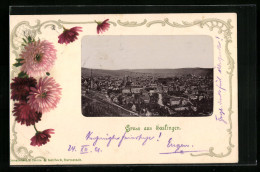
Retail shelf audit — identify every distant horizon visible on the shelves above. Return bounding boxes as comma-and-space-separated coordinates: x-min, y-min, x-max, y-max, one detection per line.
82, 67, 213, 71
81, 35, 213, 70
81, 67, 213, 78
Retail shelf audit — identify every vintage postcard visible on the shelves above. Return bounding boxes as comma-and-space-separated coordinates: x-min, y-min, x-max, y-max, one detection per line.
9, 13, 238, 165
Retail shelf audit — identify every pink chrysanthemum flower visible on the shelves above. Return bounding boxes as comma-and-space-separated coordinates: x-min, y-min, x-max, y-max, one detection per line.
96, 19, 110, 34
12, 101, 42, 126
20, 40, 57, 77
28, 77, 62, 113
58, 26, 82, 44
30, 129, 54, 147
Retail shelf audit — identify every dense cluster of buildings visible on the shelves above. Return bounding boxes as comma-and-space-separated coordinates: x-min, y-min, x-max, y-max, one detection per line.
82, 72, 213, 116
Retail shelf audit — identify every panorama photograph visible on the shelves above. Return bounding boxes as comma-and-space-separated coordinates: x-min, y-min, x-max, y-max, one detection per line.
81, 36, 213, 117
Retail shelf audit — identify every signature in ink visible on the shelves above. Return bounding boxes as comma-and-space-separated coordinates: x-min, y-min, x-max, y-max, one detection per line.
215, 108, 227, 124
159, 138, 206, 154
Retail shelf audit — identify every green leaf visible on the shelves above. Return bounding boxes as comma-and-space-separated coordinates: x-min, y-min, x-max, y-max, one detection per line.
28, 36, 32, 43
13, 58, 24, 67
46, 72, 50, 76
18, 71, 28, 78
13, 63, 23, 67
22, 38, 27, 44
15, 58, 24, 63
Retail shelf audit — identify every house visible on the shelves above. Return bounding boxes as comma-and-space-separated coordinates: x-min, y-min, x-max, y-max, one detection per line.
141, 93, 150, 103
156, 86, 163, 92
131, 104, 136, 112
150, 83, 157, 88
125, 96, 134, 104
199, 95, 204, 101
122, 88, 131, 94
191, 86, 198, 90
192, 90, 199, 94
162, 86, 168, 92
83, 80, 88, 86
167, 108, 175, 115
174, 107, 189, 111
191, 106, 197, 111
181, 99, 189, 106
112, 97, 119, 103
149, 89, 156, 94
168, 86, 174, 92
122, 96, 128, 105
200, 85, 207, 89
115, 80, 122, 86
179, 86, 185, 91
169, 97, 181, 106
185, 88, 191, 94
101, 89, 107, 94
189, 95, 198, 100
131, 87, 143, 94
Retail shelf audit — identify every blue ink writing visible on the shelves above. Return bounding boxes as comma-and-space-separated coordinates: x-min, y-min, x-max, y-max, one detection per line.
215, 36, 227, 124
67, 132, 205, 156
159, 138, 206, 154
80, 145, 89, 154
68, 145, 76, 152
85, 131, 154, 148
118, 132, 154, 147
216, 41, 224, 74
86, 131, 120, 147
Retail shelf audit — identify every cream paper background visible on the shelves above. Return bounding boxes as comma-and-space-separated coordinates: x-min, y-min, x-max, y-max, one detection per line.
10, 13, 238, 165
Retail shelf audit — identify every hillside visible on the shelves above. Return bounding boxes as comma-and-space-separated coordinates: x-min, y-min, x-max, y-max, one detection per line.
82, 68, 213, 78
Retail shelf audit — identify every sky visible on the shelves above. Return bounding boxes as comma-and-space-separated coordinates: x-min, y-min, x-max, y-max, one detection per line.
81, 35, 213, 70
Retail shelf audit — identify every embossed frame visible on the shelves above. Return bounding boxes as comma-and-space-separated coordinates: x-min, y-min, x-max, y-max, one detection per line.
10, 17, 235, 161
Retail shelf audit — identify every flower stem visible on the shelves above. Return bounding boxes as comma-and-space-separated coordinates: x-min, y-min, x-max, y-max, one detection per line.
94, 20, 100, 24
62, 26, 67, 31
33, 124, 39, 133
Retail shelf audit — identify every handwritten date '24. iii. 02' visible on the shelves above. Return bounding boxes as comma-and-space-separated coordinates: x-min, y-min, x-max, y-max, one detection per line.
68, 129, 207, 155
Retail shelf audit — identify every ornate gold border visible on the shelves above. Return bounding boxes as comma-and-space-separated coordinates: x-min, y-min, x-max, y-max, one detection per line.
10, 18, 234, 160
